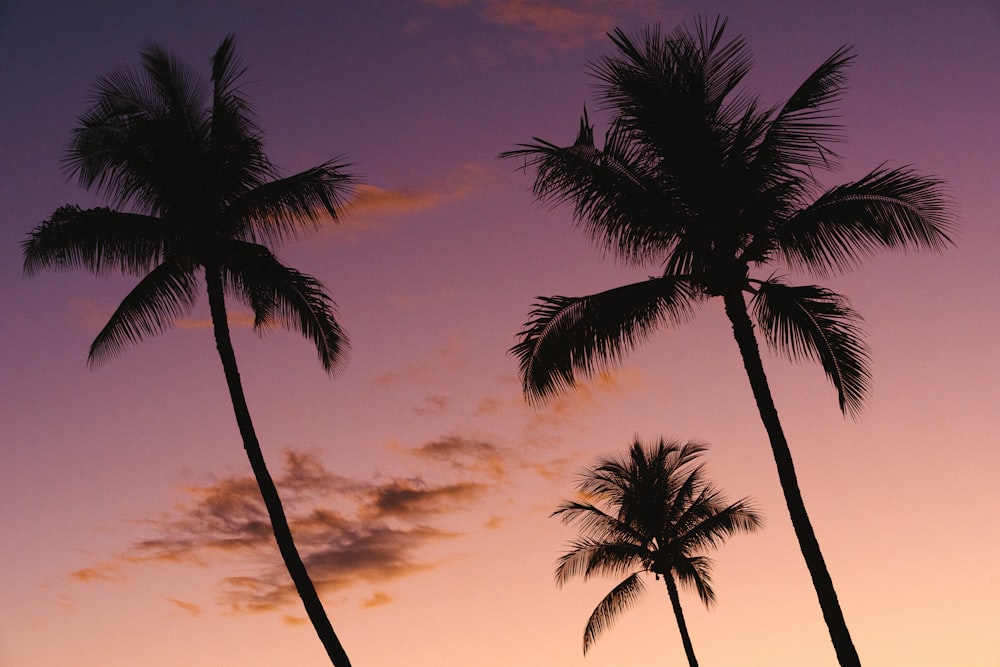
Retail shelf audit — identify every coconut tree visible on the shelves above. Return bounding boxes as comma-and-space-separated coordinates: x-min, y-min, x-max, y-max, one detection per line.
22, 37, 355, 666
554, 438, 762, 666
503, 17, 954, 667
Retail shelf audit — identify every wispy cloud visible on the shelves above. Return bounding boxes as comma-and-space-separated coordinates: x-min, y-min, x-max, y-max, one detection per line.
333, 162, 499, 238
70, 444, 509, 616
417, 0, 670, 54
167, 597, 203, 617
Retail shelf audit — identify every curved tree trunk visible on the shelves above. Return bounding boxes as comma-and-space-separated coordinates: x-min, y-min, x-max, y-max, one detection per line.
206, 267, 352, 667
664, 574, 699, 667
722, 290, 860, 667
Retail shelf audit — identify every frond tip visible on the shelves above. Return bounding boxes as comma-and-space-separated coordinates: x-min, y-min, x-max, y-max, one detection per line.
752, 280, 870, 416
511, 278, 696, 404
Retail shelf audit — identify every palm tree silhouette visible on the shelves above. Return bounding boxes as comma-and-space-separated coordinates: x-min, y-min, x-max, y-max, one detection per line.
553, 438, 762, 666
23, 37, 354, 666
503, 18, 954, 667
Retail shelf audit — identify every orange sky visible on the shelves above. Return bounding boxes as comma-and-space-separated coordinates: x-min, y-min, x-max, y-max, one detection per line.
1, 1, 998, 666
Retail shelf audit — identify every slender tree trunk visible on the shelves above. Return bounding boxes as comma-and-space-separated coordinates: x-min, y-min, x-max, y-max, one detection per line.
205, 267, 352, 667
664, 574, 699, 667
722, 290, 861, 667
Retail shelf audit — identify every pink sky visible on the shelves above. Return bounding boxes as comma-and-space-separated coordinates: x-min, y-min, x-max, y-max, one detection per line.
2, 1, 998, 666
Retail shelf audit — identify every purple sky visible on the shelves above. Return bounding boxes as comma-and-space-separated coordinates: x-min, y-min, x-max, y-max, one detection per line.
2, 2, 998, 666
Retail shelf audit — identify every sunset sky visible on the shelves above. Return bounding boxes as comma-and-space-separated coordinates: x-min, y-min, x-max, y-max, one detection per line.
2, 1, 998, 666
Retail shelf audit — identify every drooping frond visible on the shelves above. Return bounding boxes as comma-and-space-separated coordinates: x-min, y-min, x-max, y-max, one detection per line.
228, 160, 356, 246
554, 537, 645, 586
777, 165, 955, 275
222, 243, 348, 374
511, 277, 696, 403
88, 260, 199, 366
752, 280, 870, 416
671, 555, 716, 606
22, 205, 166, 276
583, 572, 646, 654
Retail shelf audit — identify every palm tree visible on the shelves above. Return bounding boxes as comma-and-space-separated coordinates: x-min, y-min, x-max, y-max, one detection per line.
503, 17, 954, 667
23, 37, 355, 667
553, 438, 762, 666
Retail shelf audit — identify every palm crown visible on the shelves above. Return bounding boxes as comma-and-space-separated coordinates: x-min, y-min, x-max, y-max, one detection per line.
23, 36, 354, 369
505, 19, 953, 417
554, 438, 762, 659
22, 36, 357, 666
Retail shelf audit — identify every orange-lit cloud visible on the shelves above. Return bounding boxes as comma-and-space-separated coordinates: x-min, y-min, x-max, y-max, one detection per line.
484, 0, 613, 48
419, 0, 669, 53
523, 367, 644, 436
71, 299, 256, 337
401, 435, 509, 480
361, 591, 393, 608
175, 310, 255, 330
334, 162, 499, 238
69, 563, 126, 583
70, 445, 508, 615
372, 334, 468, 387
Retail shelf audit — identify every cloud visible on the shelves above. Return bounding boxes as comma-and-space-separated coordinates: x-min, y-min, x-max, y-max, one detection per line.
336, 162, 499, 237
483, 0, 614, 48
71, 446, 505, 615
372, 334, 468, 387
167, 597, 203, 617
361, 591, 393, 608
175, 310, 255, 331
413, 395, 450, 416
69, 563, 126, 583
418, 0, 670, 53
523, 367, 643, 433
401, 435, 509, 480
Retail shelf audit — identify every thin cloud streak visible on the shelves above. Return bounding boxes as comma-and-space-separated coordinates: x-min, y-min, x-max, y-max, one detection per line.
419, 0, 670, 52
331, 162, 500, 238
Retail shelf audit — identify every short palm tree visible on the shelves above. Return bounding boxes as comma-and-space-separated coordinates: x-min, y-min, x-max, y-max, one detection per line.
503, 17, 954, 667
554, 438, 762, 666
23, 37, 355, 666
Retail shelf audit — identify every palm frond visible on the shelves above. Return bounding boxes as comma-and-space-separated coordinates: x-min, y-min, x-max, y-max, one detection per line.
752, 279, 870, 416
208, 34, 272, 198
674, 492, 763, 553
88, 260, 199, 366
140, 40, 207, 139
23, 205, 167, 276
672, 555, 716, 607
511, 277, 696, 403
756, 46, 855, 174
552, 501, 647, 553
583, 572, 646, 654
64, 44, 211, 214
228, 160, 356, 246
222, 243, 348, 374
778, 165, 955, 275
501, 121, 681, 264
554, 538, 645, 586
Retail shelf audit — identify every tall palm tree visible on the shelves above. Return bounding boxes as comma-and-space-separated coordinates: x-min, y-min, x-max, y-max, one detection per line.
553, 438, 762, 666
503, 17, 954, 667
23, 37, 355, 667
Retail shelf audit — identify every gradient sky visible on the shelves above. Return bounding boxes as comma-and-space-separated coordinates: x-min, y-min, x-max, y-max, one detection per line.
2, 1, 998, 666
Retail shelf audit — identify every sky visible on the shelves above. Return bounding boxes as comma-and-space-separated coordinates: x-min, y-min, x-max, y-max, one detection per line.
1, 1, 998, 665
